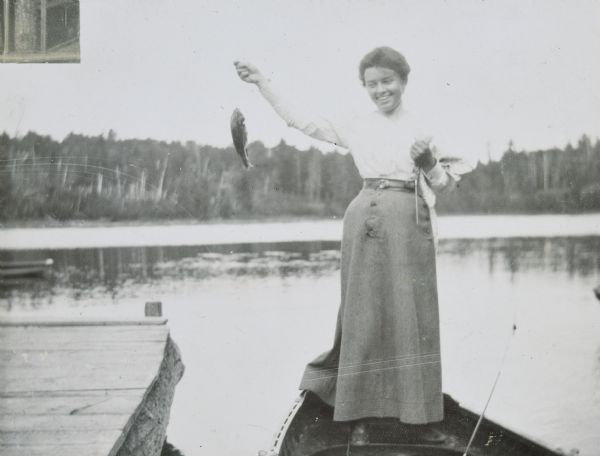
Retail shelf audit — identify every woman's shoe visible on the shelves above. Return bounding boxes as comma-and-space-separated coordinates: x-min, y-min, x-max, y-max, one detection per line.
350, 422, 369, 446
409, 424, 446, 444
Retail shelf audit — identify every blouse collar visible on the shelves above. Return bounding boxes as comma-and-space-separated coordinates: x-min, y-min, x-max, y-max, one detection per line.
374, 104, 406, 121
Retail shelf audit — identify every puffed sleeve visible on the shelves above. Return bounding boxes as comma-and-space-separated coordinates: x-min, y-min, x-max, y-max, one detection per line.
422, 129, 463, 193
424, 160, 457, 193
258, 79, 348, 148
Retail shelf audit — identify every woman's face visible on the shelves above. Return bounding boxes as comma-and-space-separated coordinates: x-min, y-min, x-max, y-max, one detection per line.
363, 66, 406, 114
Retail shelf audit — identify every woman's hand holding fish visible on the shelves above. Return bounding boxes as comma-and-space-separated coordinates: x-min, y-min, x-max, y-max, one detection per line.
410, 137, 436, 171
234, 61, 265, 85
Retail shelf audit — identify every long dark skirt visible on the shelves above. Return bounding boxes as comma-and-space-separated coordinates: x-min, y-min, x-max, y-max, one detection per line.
299, 185, 443, 424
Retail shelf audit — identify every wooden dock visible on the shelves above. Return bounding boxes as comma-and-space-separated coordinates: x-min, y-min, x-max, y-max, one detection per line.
0, 315, 171, 456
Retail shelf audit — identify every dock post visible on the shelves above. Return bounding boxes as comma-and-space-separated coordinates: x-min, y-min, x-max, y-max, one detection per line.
145, 301, 163, 317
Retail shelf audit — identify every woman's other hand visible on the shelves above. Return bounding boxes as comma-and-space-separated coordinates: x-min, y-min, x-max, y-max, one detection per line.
410, 137, 436, 171
234, 61, 265, 85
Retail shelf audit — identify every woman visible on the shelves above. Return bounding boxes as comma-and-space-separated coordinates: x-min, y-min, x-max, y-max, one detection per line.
234, 46, 456, 444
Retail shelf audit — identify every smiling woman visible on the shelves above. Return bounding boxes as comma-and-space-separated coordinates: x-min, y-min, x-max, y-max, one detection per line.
363, 66, 406, 114
360, 47, 410, 114
234, 46, 463, 446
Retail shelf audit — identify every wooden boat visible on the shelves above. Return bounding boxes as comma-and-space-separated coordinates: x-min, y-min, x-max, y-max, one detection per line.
261, 392, 561, 456
0, 259, 54, 279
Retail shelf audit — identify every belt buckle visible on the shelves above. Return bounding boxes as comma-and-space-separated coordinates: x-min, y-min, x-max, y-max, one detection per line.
377, 179, 388, 189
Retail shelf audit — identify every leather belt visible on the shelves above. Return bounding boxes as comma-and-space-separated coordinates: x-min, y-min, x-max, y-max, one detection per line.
363, 177, 427, 224
363, 178, 415, 192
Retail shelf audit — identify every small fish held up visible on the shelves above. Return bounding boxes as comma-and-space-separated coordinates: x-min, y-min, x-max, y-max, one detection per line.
230, 108, 253, 169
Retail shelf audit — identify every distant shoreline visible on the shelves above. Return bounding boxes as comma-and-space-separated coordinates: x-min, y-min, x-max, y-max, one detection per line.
0, 215, 337, 230
1, 211, 599, 230
3, 132, 600, 225
1, 213, 600, 251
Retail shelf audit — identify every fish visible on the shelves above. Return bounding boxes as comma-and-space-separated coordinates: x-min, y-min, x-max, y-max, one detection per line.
230, 108, 253, 169
438, 156, 475, 176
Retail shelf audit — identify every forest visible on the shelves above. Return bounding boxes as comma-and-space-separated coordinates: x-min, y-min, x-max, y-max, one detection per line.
1, 131, 599, 222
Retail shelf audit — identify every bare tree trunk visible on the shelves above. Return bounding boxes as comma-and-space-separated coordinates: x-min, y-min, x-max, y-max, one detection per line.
216, 172, 226, 199
96, 172, 103, 194
201, 156, 210, 177
552, 154, 561, 189
75, 191, 81, 213
156, 156, 169, 201
62, 165, 69, 187
9, 143, 14, 177
139, 169, 146, 199
529, 155, 537, 190
115, 165, 122, 197
542, 152, 549, 190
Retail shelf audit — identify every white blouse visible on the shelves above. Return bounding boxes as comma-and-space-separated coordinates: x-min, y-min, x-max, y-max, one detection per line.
257, 79, 455, 199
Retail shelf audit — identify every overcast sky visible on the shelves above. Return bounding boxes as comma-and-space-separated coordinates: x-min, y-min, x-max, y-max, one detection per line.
1, 0, 599, 162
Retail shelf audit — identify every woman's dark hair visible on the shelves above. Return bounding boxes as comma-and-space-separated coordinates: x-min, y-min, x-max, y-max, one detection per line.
359, 47, 411, 85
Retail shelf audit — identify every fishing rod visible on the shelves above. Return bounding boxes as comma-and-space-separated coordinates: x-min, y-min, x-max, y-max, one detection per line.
415, 168, 420, 224
462, 322, 517, 456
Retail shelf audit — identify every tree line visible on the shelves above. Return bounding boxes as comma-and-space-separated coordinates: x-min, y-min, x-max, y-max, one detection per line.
0, 131, 599, 222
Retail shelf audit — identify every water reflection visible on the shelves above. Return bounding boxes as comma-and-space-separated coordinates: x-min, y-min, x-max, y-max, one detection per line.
2, 236, 599, 309
0, 238, 599, 295
0, 241, 341, 305
438, 236, 600, 277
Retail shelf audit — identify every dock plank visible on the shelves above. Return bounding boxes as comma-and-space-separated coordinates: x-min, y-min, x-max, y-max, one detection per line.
0, 446, 108, 456
0, 346, 166, 368
0, 388, 145, 398
0, 325, 169, 343
0, 445, 108, 456
0, 388, 146, 417
0, 391, 146, 415
0, 372, 159, 394
0, 320, 169, 455
0, 429, 120, 445
0, 413, 132, 431
0, 316, 167, 327
0, 340, 167, 352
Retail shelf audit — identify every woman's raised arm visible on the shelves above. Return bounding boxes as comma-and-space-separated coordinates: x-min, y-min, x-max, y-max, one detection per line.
234, 61, 347, 148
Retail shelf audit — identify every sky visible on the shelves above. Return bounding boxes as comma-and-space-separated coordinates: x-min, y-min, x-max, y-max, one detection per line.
1, 0, 599, 162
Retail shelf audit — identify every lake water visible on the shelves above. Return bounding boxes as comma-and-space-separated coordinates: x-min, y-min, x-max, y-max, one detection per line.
1, 218, 600, 456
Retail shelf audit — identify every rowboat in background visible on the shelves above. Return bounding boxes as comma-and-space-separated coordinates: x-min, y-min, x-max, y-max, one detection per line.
262, 392, 562, 456
0, 258, 54, 279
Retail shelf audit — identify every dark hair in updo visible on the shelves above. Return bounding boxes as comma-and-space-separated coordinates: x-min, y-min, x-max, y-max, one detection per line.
359, 46, 411, 85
